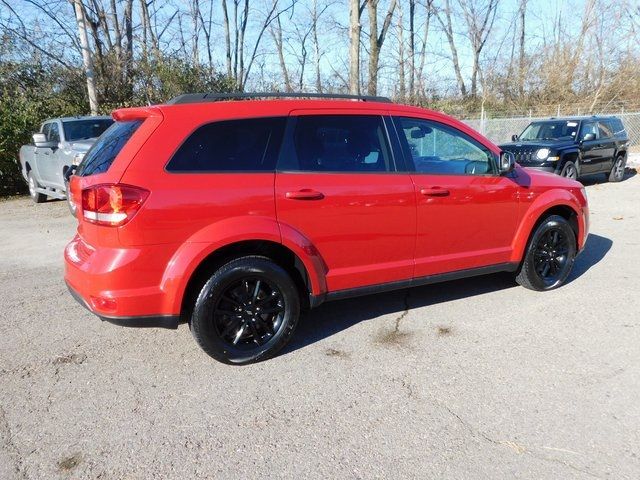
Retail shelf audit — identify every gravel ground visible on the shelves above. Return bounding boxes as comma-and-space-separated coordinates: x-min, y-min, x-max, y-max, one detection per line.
1, 171, 639, 479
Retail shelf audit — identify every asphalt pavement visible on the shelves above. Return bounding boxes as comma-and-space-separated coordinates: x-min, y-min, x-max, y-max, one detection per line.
1, 171, 638, 479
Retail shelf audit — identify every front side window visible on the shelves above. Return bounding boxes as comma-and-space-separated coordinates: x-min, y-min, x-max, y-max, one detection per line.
279, 115, 393, 172
47, 122, 60, 143
166, 117, 286, 172
77, 120, 142, 176
395, 117, 495, 175
580, 121, 598, 141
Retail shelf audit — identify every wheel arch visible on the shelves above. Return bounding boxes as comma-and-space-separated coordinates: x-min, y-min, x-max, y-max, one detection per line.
511, 194, 584, 263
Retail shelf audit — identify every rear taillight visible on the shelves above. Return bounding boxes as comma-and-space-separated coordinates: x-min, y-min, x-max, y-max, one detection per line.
81, 184, 149, 227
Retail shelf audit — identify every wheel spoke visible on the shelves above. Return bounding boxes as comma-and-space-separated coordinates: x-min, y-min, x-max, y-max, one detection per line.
232, 323, 247, 345
260, 305, 284, 315
220, 318, 243, 338
215, 308, 241, 317
252, 280, 261, 302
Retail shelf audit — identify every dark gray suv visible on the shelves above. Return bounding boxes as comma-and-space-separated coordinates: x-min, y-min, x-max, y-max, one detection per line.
500, 116, 629, 182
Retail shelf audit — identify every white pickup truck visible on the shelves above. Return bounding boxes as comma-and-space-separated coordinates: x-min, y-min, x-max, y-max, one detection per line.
19, 116, 113, 205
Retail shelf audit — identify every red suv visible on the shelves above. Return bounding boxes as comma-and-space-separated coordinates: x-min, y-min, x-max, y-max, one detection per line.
65, 93, 589, 364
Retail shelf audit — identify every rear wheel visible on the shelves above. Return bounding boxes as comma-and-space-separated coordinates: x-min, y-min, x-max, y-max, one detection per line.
608, 155, 626, 182
516, 215, 577, 291
560, 161, 578, 180
28, 171, 46, 203
190, 256, 300, 365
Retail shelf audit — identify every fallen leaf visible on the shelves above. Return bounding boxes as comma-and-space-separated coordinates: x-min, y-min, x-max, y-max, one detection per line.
613, 216, 623, 220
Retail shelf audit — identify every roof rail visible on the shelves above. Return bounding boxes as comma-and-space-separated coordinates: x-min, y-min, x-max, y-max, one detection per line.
166, 92, 392, 105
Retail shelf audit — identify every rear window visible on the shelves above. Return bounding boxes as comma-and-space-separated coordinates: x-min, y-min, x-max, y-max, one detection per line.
166, 117, 286, 172
76, 120, 142, 176
63, 119, 114, 142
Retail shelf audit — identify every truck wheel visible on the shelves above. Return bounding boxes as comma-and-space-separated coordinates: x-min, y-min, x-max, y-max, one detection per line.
190, 256, 300, 365
608, 155, 626, 182
28, 172, 47, 203
516, 215, 577, 291
560, 161, 578, 179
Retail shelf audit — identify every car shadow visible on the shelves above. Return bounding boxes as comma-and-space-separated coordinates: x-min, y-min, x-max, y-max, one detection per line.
283, 233, 612, 355
580, 168, 636, 186
566, 233, 612, 282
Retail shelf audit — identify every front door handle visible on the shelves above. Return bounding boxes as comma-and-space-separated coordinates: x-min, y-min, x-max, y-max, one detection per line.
285, 189, 325, 200
420, 187, 450, 197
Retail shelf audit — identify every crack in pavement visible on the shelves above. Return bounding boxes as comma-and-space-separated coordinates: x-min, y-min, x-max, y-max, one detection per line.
432, 399, 605, 479
392, 290, 411, 334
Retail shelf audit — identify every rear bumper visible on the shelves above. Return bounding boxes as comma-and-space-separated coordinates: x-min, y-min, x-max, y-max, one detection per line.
66, 282, 179, 329
64, 234, 181, 329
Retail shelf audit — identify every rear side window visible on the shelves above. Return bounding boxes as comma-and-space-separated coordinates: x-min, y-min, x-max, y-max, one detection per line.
598, 122, 613, 138
166, 117, 286, 172
279, 115, 393, 172
77, 120, 142, 176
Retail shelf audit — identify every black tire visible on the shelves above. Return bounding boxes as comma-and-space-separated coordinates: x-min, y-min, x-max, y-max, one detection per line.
516, 215, 577, 291
560, 161, 579, 180
28, 171, 47, 203
190, 256, 300, 365
608, 155, 626, 182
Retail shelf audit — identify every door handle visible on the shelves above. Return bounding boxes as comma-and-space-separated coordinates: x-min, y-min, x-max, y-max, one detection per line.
285, 189, 325, 200
420, 187, 450, 197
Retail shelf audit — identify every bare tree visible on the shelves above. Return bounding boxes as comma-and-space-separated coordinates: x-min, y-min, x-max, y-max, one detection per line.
458, 0, 499, 97
366, 0, 397, 96
73, 0, 99, 114
434, 0, 467, 97
349, 0, 363, 94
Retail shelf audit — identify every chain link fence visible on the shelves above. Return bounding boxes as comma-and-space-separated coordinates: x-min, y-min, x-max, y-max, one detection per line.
462, 111, 640, 150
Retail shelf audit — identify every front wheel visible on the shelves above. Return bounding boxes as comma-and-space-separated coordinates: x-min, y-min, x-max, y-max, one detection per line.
560, 161, 578, 180
190, 256, 300, 365
608, 155, 626, 182
516, 215, 577, 291
28, 171, 47, 203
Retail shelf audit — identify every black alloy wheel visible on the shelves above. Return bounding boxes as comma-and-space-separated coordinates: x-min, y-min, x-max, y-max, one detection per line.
533, 228, 570, 286
213, 277, 285, 349
516, 215, 577, 291
190, 256, 300, 365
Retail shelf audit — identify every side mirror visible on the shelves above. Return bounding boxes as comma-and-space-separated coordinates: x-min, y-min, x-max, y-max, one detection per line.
511, 134, 518, 141
499, 151, 515, 174
32, 133, 56, 148
582, 133, 596, 142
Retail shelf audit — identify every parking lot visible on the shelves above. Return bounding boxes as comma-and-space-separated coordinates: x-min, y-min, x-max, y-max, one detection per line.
0, 172, 639, 479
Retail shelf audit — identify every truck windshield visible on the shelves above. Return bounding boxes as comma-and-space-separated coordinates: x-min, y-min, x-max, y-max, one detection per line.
76, 120, 142, 176
519, 120, 579, 141
63, 119, 114, 141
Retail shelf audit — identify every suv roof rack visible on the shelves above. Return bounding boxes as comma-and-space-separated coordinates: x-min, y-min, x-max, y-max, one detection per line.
167, 92, 392, 105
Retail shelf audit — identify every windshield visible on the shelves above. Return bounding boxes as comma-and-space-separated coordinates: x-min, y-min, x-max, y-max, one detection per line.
519, 120, 579, 141
63, 119, 114, 142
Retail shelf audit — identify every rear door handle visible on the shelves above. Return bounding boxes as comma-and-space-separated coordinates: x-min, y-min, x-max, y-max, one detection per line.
420, 187, 450, 197
285, 189, 325, 200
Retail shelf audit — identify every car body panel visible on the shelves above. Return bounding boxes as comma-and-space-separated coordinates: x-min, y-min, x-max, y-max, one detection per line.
64, 99, 590, 322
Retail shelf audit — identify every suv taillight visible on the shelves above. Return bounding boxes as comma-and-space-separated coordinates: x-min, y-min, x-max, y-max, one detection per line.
81, 184, 149, 227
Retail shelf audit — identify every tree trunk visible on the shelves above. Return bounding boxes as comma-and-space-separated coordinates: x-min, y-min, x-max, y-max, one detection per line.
222, 0, 233, 79
73, 0, 99, 114
367, 0, 397, 96
517, 0, 527, 97
312, 0, 322, 93
349, 0, 361, 94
